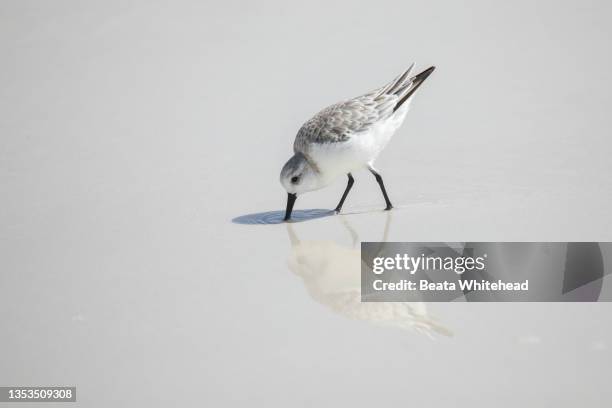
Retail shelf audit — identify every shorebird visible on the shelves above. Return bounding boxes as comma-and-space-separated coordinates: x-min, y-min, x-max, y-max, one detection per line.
280, 64, 435, 221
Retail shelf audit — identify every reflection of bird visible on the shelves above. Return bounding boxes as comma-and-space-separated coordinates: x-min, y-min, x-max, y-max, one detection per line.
280, 65, 435, 220
285, 214, 451, 337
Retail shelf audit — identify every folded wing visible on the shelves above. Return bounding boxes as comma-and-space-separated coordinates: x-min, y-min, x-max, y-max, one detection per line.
294, 64, 434, 152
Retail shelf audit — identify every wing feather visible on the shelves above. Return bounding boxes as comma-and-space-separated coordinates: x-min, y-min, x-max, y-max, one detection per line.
293, 65, 423, 153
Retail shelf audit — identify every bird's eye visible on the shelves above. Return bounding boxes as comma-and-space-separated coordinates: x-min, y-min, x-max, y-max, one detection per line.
291, 176, 300, 184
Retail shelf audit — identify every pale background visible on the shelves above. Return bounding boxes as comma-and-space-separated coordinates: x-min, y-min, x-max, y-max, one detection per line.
2, 0, 612, 406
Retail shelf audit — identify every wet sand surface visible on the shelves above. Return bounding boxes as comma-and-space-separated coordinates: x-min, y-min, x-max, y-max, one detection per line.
2, 1, 612, 406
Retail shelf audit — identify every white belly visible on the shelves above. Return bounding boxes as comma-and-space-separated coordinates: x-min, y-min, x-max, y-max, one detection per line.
309, 107, 408, 186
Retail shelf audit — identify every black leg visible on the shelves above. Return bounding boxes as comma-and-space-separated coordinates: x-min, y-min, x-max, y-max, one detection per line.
369, 168, 393, 210
334, 173, 354, 213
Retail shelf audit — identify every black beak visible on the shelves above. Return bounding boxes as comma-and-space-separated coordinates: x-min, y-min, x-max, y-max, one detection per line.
284, 193, 297, 221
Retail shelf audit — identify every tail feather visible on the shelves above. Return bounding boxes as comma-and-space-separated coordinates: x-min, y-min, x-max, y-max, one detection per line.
377, 63, 414, 97
386, 63, 415, 95
393, 66, 435, 112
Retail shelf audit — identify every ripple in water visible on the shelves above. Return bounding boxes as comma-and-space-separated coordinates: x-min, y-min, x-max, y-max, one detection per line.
232, 209, 334, 225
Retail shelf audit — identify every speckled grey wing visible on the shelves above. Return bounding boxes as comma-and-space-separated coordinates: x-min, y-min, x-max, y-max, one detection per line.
294, 65, 417, 153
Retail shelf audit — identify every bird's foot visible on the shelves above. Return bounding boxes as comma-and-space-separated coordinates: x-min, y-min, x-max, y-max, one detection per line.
334, 207, 342, 214
384, 204, 393, 211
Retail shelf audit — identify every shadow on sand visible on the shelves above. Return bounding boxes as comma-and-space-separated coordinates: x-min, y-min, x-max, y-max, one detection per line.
232, 209, 335, 225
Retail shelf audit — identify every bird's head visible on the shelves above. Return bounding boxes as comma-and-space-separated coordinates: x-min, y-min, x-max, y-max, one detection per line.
280, 152, 321, 220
